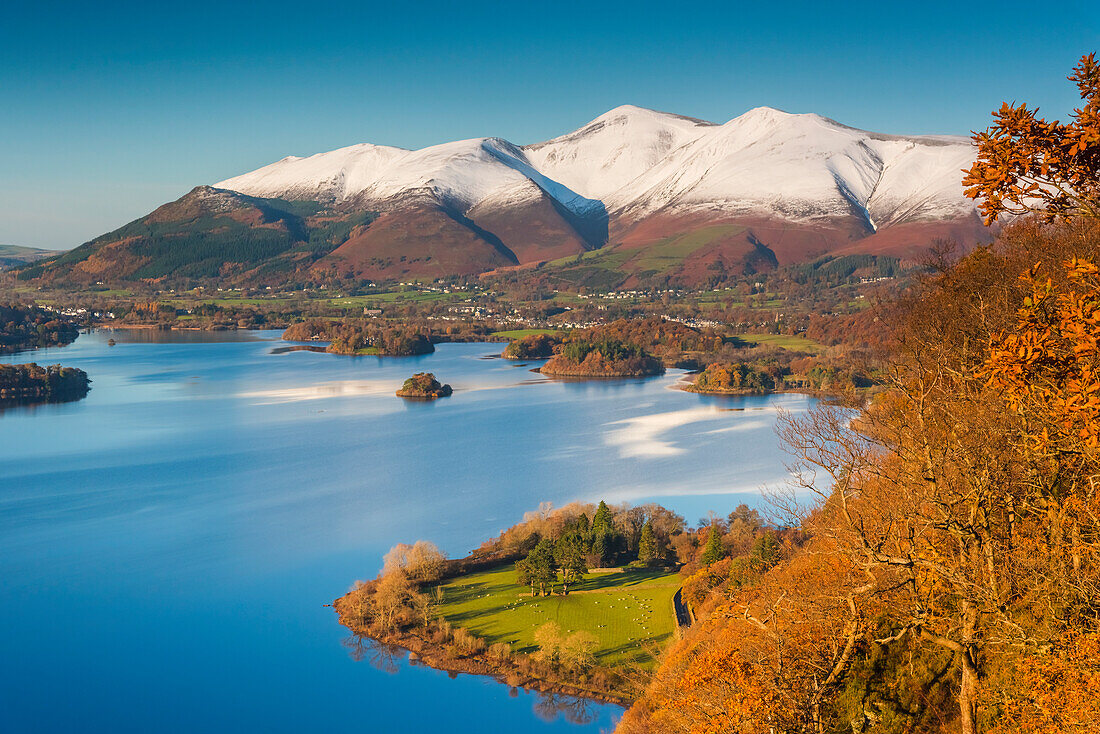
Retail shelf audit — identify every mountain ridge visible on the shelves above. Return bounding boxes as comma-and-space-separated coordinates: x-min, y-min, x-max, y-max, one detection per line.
23, 106, 991, 288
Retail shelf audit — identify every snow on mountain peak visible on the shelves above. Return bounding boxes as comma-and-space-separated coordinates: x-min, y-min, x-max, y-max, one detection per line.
606, 106, 976, 227
213, 105, 977, 231
522, 105, 714, 202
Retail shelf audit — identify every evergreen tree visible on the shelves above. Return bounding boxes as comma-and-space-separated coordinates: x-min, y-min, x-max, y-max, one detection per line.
590, 500, 617, 567
638, 519, 657, 566
526, 538, 558, 595
515, 557, 536, 596
554, 534, 588, 595
591, 501, 613, 534
700, 524, 725, 566
750, 531, 781, 571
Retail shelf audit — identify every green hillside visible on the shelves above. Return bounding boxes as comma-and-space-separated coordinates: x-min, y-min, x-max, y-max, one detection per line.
18, 186, 375, 286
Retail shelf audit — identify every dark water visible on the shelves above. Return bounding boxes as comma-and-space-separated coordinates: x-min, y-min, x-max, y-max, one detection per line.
0, 330, 808, 733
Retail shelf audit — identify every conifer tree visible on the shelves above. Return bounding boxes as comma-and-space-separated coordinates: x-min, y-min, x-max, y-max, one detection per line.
750, 531, 780, 571
554, 534, 588, 594
638, 519, 657, 566
700, 523, 724, 566
527, 538, 558, 595
590, 500, 617, 567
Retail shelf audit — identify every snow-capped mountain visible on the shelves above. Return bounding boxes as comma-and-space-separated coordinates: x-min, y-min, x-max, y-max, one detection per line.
215, 104, 977, 231
522, 105, 715, 206
34, 106, 989, 288
604, 107, 975, 227
216, 137, 599, 215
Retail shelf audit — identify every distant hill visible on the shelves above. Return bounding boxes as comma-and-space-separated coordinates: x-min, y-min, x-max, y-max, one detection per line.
0, 245, 63, 268
17, 187, 376, 286
25, 105, 992, 288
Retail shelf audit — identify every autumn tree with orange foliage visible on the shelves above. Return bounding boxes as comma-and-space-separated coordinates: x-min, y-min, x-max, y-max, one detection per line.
621, 539, 871, 734
620, 55, 1100, 734
964, 53, 1100, 223
989, 631, 1100, 734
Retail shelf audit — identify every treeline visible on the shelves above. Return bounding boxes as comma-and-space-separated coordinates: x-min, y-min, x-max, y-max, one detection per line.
477, 501, 688, 568
503, 333, 560, 359
0, 363, 90, 402
0, 304, 79, 352
514, 501, 682, 596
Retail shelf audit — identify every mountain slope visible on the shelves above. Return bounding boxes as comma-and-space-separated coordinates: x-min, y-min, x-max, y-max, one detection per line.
593, 108, 987, 282
20, 187, 373, 284
27, 106, 989, 287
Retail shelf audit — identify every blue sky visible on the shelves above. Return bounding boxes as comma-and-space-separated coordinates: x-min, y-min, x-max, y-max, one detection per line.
2, 0, 1097, 249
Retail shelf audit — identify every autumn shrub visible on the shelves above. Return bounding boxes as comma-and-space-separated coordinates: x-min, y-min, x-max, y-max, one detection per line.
488, 642, 513, 664
452, 627, 487, 655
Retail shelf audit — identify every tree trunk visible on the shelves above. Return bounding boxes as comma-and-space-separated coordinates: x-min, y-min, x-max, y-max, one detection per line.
959, 605, 979, 734
959, 658, 977, 734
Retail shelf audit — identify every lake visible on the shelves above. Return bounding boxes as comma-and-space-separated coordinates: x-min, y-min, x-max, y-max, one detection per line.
0, 329, 808, 733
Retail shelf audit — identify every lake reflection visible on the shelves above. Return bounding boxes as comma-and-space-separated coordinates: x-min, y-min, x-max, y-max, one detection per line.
0, 329, 806, 733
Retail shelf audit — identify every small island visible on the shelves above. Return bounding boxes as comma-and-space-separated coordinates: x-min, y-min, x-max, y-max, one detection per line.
283, 320, 434, 356
682, 361, 777, 394
0, 363, 90, 404
539, 338, 664, 378
502, 333, 561, 360
396, 372, 452, 399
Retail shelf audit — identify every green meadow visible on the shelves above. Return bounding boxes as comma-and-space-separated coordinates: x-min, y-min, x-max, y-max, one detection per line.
490, 328, 565, 339
737, 332, 824, 353
432, 565, 681, 669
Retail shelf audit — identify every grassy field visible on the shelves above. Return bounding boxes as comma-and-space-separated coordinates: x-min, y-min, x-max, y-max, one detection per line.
432, 565, 681, 669
631, 224, 746, 274
737, 333, 824, 353
490, 328, 565, 339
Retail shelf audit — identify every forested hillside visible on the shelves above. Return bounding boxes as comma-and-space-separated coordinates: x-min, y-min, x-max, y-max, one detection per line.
619, 53, 1100, 734
17, 186, 376, 286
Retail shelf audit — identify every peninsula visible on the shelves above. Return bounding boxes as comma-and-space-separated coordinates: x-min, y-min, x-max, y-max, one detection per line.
333, 500, 782, 705
0, 363, 90, 404
0, 303, 79, 353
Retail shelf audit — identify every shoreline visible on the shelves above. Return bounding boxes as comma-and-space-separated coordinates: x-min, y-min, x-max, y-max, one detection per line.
332, 549, 668, 707
334, 609, 634, 708
674, 372, 855, 400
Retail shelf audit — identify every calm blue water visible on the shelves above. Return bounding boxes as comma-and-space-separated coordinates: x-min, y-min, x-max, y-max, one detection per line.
0, 330, 808, 733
